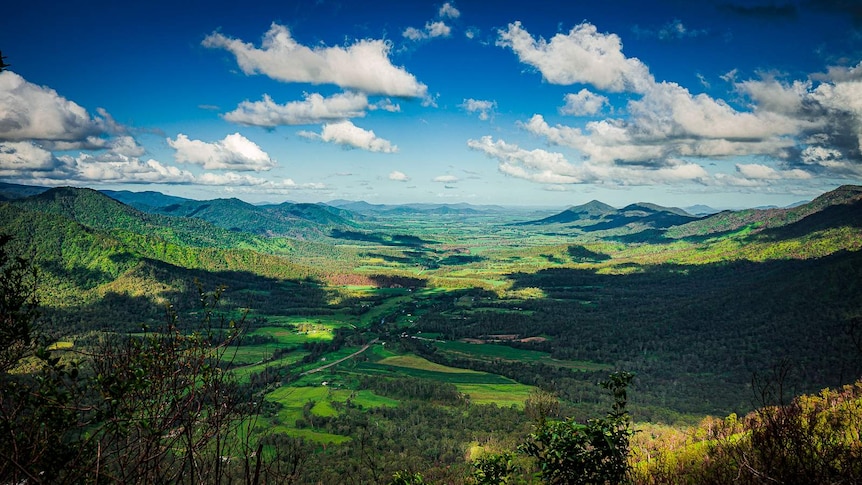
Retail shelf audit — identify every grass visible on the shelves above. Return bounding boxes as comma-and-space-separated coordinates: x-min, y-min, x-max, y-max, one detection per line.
263, 384, 399, 443
230, 350, 310, 382
377, 354, 483, 373
47, 341, 74, 351
250, 325, 333, 345
435, 340, 611, 371
456, 383, 534, 407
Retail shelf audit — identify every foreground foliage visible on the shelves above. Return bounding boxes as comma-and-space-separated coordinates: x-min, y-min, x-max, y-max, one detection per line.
631, 376, 862, 484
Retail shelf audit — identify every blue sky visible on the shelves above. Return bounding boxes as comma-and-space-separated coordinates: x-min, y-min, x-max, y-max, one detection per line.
2, 0, 862, 208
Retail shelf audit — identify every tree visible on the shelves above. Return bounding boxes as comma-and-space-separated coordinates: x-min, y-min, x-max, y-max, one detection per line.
0, 241, 277, 484
520, 372, 636, 484
84, 285, 255, 484
0, 234, 39, 373
0, 234, 83, 483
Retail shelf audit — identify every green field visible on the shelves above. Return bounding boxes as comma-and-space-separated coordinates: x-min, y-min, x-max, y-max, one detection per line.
263, 385, 399, 443
435, 340, 611, 371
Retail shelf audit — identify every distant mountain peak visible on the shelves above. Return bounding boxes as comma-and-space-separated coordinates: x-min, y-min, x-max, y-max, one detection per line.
568, 200, 617, 216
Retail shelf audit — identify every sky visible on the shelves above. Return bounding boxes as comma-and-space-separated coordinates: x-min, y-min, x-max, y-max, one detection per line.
2, 0, 862, 208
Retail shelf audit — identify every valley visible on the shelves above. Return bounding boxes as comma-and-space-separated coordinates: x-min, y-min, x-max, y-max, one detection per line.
2, 182, 861, 482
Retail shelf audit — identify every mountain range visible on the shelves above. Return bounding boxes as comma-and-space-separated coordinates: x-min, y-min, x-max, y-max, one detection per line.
520, 200, 698, 232
3, 182, 862, 246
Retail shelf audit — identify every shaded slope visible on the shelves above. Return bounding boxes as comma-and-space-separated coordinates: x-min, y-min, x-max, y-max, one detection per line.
14, 187, 264, 248
668, 185, 862, 239
520, 200, 698, 233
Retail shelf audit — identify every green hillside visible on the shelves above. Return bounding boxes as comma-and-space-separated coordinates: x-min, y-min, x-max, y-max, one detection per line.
104, 190, 362, 239
2, 183, 861, 483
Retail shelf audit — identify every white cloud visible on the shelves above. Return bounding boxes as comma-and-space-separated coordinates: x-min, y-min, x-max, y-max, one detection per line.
523, 79, 803, 168
4, 146, 322, 192
461, 98, 496, 120
300, 120, 398, 153
467, 136, 584, 184
371, 98, 401, 112
389, 170, 409, 181
427, 21, 452, 38
433, 175, 459, 183
467, 135, 711, 186
0, 71, 107, 142
108, 135, 146, 157
203, 23, 428, 98
167, 133, 276, 171
223, 92, 369, 127
559, 89, 609, 116
733, 67, 862, 174
61, 153, 196, 184
0, 138, 323, 193
404, 21, 452, 40
404, 3, 459, 41
496, 21, 653, 93
403, 27, 426, 41
439, 2, 460, 18
0, 141, 56, 174
735, 163, 812, 180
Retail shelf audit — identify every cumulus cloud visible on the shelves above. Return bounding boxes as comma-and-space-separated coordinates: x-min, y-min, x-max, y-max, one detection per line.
404, 3, 459, 41
735, 163, 811, 180
461, 98, 496, 120
167, 133, 276, 171
468, 135, 711, 186
0, 141, 57, 175
496, 21, 653, 93
389, 170, 409, 181
203, 23, 428, 98
0, 71, 108, 143
733, 66, 862, 175
2, 144, 319, 192
559, 89, 609, 116
522, 78, 804, 169
467, 136, 584, 184
59, 153, 196, 184
299, 120, 397, 153
108, 135, 146, 157
371, 98, 401, 112
439, 2, 460, 18
404, 21, 452, 40
223, 92, 369, 127
433, 175, 459, 183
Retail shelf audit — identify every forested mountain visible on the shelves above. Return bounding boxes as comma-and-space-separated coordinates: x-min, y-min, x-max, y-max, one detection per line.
521, 199, 698, 232
12, 187, 270, 249
0, 181, 50, 200
0, 187, 329, 296
100, 189, 192, 211
668, 184, 862, 238
104, 191, 361, 239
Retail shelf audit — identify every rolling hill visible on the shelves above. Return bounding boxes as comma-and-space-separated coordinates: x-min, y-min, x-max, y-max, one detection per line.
105, 191, 361, 239
520, 199, 699, 233
667, 184, 862, 239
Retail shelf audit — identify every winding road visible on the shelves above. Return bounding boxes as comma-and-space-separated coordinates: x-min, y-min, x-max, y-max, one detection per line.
299, 338, 379, 376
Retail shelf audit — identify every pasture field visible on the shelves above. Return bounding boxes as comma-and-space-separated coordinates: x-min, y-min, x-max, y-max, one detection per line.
263, 385, 399, 443
456, 383, 534, 407
354, 354, 527, 386
249, 324, 333, 344
377, 354, 482, 373
230, 350, 310, 381
435, 340, 611, 371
